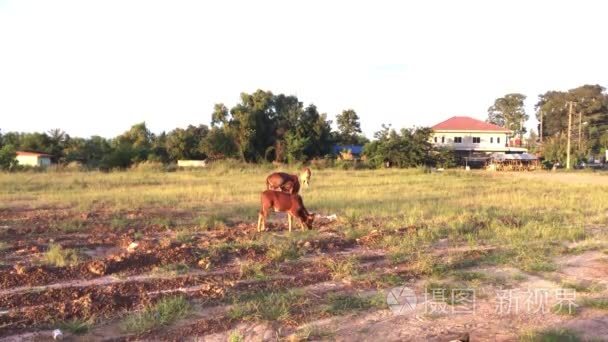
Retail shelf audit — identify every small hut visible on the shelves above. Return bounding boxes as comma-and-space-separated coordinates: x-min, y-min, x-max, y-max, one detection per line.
486, 153, 539, 171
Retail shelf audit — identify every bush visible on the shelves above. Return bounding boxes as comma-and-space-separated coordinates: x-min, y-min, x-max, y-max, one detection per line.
130, 161, 165, 172
41, 243, 80, 267
121, 296, 190, 334
0, 145, 17, 171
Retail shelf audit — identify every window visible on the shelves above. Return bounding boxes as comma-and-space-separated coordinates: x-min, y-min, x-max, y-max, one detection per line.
497, 137, 501, 144
441, 136, 445, 143
434, 137, 437, 143
472, 137, 481, 143
454, 137, 462, 143
490, 137, 494, 143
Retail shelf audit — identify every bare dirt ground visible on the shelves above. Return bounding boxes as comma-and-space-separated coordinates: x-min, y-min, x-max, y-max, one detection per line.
1, 205, 608, 341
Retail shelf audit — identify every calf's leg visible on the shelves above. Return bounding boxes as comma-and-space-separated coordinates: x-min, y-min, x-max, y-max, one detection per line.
257, 212, 266, 232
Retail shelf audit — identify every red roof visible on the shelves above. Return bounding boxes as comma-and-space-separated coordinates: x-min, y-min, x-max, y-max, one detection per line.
16, 151, 52, 157
432, 116, 510, 132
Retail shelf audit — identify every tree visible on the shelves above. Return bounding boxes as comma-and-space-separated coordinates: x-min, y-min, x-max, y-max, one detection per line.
363, 126, 434, 168
209, 90, 337, 163
47, 129, 70, 163
200, 127, 237, 159
114, 122, 153, 163
336, 109, 363, 145
487, 93, 528, 137
536, 85, 608, 157
542, 135, 568, 165
0, 144, 17, 170
19, 132, 52, 152
165, 125, 209, 161
525, 129, 539, 153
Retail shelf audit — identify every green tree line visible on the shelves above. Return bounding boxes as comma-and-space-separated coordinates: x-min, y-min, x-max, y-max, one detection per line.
488, 84, 608, 164
0, 89, 446, 170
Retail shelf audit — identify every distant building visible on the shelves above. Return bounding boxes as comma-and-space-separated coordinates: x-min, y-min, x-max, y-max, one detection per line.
333, 145, 364, 160
16, 151, 53, 167
431, 116, 527, 155
177, 159, 207, 168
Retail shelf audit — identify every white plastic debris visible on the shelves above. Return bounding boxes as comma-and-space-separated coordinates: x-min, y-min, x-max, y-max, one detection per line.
127, 242, 139, 252
325, 214, 338, 221
52, 329, 63, 340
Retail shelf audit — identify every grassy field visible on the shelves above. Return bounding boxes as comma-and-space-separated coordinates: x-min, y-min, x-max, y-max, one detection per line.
1, 167, 608, 340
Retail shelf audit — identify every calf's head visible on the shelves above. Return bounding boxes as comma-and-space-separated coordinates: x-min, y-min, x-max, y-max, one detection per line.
301, 211, 315, 229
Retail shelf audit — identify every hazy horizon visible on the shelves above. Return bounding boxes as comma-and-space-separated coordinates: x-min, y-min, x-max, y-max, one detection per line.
1, 0, 607, 139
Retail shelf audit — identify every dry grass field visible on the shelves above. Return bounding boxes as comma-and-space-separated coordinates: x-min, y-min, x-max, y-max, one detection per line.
1, 166, 608, 341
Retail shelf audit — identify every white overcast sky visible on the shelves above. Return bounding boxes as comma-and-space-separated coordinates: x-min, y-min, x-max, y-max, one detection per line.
1, 0, 606, 138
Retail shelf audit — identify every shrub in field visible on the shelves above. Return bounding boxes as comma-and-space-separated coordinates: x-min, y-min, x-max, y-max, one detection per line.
228, 291, 304, 322
520, 328, 582, 342
323, 292, 386, 315
130, 161, 166, 172
267, 242, 301, 263
41, 243, 80, 267
198, 214, 227, 230
121, 296, 190, 334
324, 256, 359, 280
238, 261, 269, 280
59, 318, 94, 334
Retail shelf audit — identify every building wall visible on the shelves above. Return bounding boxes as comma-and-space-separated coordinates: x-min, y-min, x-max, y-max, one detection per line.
177, 160, 207, 167
39, 157, 51, 167
431, 131, 510, 152
16, 155, 39, 166
16, 155, 51, 167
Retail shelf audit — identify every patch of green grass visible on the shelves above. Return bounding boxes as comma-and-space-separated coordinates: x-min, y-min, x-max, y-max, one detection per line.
227, 330, 244, 342
411, 253, 449, 276
559, 279, 605, 293
41, 243, 80, 267
149, 217, 175, 229
228, 290, 304, 322
451, 271, 487, 282
344, 226, 367, 241
323, 292, 387, 315
266, 242, 301, 263
110, 216, 130, 230
238, 260, 269, 280
198, 214, 227, 230
121, 296, 191, 334
324, 256, 359, 281
523, 259, 557, 273
562, 241, 607, 255
152, 263, 190, 276
373, 273, 405, 287
513, 273, 528, 282
520, 328, 582, 341
58, 318, 94, 334
579, 297, 608, 310
54, 217, 87, 233
295, 324, 336, 341
175, 230, 195, 244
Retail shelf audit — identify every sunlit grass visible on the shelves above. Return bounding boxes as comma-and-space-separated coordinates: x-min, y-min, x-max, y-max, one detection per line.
1, 168, 607, 279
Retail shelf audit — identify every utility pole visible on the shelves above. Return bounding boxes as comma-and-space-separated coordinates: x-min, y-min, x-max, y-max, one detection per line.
566, 101, 573, 169
578, 111, 582, 150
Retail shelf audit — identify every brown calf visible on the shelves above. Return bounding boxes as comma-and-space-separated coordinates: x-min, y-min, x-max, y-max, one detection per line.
266, 168, 312, 194
257, 190, 314, 232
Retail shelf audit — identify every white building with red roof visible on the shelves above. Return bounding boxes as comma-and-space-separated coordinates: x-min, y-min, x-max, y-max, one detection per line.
431, 116, 527, 154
